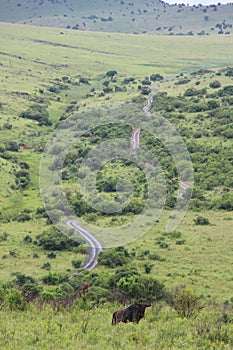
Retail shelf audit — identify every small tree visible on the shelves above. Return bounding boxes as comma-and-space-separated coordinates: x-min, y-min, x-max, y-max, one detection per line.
171, 287, 203, 318
71, 259, 82, 268
106, 70, 117, 79
209, 80, 221, 89
150, 73, 164, 81
98, 247, 129, 268
5, 288, 25, 310
194, 216, 210, 225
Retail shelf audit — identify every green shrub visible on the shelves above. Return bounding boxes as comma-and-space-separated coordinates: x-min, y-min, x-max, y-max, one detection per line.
171, 287, 203, 318
71, 260, 82, 268
194, 216, 210, 225
149, 253, 163, 261
20, 103, 52, 126
225, 67, 233, 76
47, 252, 56, 259
15, 170, 31, 189
35, 228, 80, 251
12, 272, 35, 286
116, 275, 164, 301
141, 77, 151, 85
98, 246, 129, 268
79, 77, 90, 85
5, 141, 19, 152
16, 212, 31, 222
5, 288, 25, 310
209, 80, 221, 88
144, 264, 152, 274
150, 73, 163, 81
41, 291, 56, 301
106, 70, 117, 79
41, 262, 51, 271
42, 272, 62, 285
0, 232, 8, 241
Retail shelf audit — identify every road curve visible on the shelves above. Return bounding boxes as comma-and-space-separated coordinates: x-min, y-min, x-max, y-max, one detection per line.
131, 87, 158, 151
143, 88, 158, 117
66, 219, 104, 272
141, 84, 190, 196
131, 127, 140, 152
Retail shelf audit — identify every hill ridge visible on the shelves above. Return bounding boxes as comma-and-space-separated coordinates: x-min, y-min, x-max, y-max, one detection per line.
0, 0, 233, 35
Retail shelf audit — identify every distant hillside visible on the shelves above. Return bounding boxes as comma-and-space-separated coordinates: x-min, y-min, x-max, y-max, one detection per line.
0, 0, 233, 35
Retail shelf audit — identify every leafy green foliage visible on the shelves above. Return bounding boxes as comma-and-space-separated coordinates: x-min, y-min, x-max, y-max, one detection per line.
194, 216, 210, 225
71, 259, 82, 268
98, 246, 130, 268
209, 80, 221, 88
41, 272, 63, 285
170, 287, 203, 318
150, 73, 163, 81
106, 70, 117, 79
5, 288, 25, 310
116, 275, 164, 301
35, 228, 80, 251
20, 103, 52, 126
15, 170, 31, 189
12, 272, 35, 287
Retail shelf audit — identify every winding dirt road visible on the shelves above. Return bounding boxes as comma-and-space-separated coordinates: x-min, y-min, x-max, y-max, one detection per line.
66, 220, 104, 271
143, 88, 158, 117
132, 84, 190, 197
132, 87, 158, 148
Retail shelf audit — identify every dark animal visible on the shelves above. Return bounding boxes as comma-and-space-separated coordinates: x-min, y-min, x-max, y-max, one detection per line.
81, 283, 90, 294
112, 302, 151, 325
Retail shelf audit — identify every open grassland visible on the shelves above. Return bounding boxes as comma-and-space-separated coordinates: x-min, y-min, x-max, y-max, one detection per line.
1, 302, 233, 350
1, 22, 233, 132
1, 23, 233, 78
128, 210, 233, 304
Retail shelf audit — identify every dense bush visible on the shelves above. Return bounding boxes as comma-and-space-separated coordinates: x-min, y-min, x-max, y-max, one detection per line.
225, 67, 233, 76
20, 104, 51, 126
35, 228, 80, 251
150, 73, 163, 81
98, 246, 130, 268
5, 141, 19, 152
184, 87, 206, 97
194, 216, 210, 225
12, 272, 35, 287
169, 287, 203, 318
5, 288, 25, 310
41, 272, 63, 285
209, 80, 221, 88
15, 170, 31, 189
71, 260, 82, 268
106, 70, 117, 79
116, 275, 164, 301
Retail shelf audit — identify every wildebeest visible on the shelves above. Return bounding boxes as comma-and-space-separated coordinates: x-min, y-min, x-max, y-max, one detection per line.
112, 302, 151, 325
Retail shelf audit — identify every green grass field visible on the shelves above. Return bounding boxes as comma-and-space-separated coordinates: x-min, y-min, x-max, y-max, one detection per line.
1, 302, 233, 350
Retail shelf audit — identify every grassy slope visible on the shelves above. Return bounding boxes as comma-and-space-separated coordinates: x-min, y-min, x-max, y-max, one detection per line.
1, 303, 233, 350
0, 0, 233, 35
0, 23, 233, 303
0, 302, 230, 349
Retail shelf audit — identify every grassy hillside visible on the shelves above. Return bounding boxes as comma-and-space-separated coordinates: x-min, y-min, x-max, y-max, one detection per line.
1, 302, 233, 349
0, 0, 233, 35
